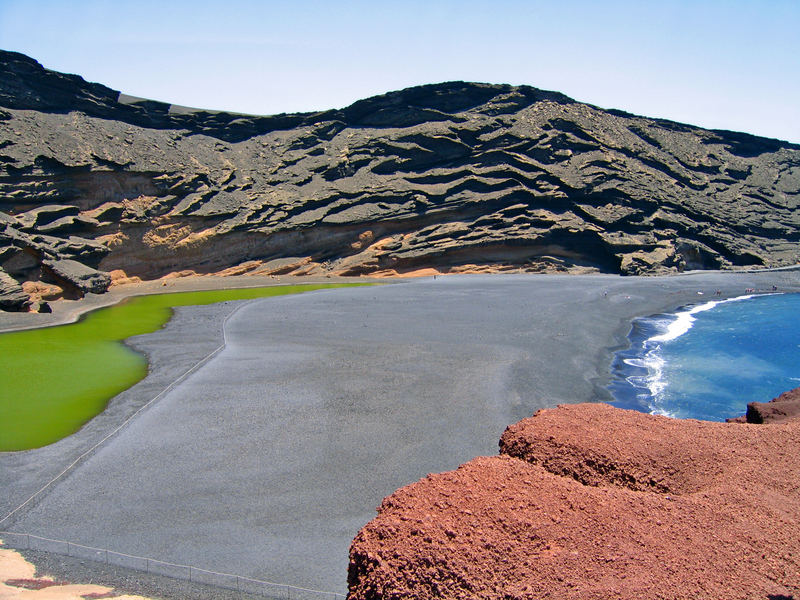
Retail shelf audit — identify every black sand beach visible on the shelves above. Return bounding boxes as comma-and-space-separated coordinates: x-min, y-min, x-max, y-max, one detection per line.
2, 271, 799, 595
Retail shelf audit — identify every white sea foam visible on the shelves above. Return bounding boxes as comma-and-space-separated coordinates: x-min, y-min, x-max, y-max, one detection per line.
611, 292, 792, 419
648, 294, 759, 344
623, 358, 650, 369
636, 294, 765, 415
649, 406, 679, 418
623, 342, 668, 416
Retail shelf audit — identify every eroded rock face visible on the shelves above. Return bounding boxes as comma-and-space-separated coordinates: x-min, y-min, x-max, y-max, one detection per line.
0, 267, 29, 311
744, 386, 800, 424
348, 403, 800, 599
2, 50, 800, 309
40, 258, 111, 295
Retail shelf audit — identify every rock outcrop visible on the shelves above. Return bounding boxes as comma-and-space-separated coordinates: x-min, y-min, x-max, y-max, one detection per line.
348, 403, 800, 599
0, 267, 29, 311
40, 258, 111, 295
728, 386, 800, 424
2, 49, 800, 309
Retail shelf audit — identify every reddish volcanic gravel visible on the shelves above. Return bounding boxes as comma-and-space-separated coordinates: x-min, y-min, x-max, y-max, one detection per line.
348, 403, 800, 600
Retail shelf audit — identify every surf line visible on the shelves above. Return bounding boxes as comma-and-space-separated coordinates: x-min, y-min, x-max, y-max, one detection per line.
614, 293, 777, 416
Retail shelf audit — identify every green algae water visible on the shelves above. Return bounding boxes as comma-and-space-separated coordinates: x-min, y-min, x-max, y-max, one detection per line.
0, 284, 366, 451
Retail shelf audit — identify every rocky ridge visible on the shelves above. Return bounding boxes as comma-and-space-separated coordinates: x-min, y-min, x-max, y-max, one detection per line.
728, 386, 800, 424
2, 50, 800, 309
348, 401, 800, 600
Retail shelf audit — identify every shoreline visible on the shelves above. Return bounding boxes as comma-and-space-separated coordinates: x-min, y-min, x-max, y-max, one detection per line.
1, 268, 796, 333
609, 290, 800, 420
0, 274, 388, 333
2, 270, 800, 596
587, 274, 800, 393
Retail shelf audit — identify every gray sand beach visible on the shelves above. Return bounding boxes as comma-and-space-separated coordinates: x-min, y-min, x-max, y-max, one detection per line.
2, 271, 799, 595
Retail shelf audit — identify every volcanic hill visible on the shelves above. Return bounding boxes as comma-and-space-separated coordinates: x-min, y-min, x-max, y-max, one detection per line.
1, 49, 799, 309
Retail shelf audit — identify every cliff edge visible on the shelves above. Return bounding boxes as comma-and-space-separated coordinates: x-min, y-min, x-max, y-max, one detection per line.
348, 401, 800, 599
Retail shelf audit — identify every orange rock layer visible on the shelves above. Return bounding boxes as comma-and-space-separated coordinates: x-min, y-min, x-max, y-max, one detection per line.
348, 403, 800, 600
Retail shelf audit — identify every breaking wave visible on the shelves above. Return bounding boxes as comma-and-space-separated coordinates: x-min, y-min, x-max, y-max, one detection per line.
609, 294, 760, 418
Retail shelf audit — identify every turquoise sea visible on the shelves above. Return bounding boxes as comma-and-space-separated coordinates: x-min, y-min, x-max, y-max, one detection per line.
608, 293, 800, 421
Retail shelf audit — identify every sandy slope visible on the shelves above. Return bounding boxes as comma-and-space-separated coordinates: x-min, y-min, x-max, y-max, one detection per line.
0, 542, 152, 600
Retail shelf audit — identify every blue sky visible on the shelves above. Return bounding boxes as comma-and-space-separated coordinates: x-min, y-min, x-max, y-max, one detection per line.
0, 0, 798, 142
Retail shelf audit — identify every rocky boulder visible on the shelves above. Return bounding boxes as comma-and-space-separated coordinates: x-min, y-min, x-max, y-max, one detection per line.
348, 403, 800, 599
0, 267, 29, 311
41, 258, 111, 295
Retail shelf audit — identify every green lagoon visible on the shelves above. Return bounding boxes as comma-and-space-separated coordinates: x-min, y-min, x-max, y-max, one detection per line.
0, 283, 366, 451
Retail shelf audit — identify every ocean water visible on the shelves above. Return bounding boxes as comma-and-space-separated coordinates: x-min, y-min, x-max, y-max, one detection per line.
608, 293, 800, 421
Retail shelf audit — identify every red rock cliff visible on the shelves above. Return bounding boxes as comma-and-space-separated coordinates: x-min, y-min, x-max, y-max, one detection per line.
348, 402, 800, 599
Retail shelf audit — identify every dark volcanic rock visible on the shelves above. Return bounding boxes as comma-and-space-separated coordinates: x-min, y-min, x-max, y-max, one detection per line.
0, 267, 29, 310
15, 204, 81, 230
348, 403, 800, 600
41, 258, 111, 295
1, 49, 800, 308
